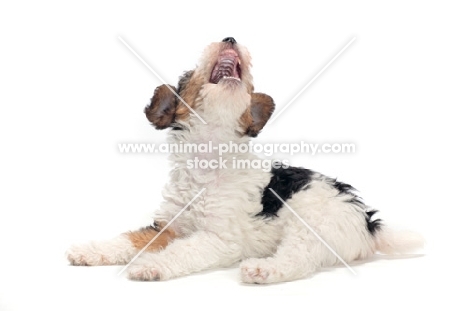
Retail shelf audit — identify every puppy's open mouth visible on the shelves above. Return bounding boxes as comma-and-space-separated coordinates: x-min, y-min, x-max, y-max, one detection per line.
209, 49, 241, 84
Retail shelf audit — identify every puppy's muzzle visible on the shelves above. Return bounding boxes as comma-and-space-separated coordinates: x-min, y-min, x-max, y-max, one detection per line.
209, 37, 242, 84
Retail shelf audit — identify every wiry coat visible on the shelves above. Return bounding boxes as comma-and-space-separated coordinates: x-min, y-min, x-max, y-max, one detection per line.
67, 38, 423, 283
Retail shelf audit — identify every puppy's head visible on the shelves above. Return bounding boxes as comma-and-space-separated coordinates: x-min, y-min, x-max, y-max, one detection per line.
145, 37, 274, 137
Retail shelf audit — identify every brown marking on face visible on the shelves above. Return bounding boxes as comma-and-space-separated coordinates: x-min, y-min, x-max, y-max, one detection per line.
240, 93, 275, 137
145, 85, 177, 129
126, 222, 176, 251
174, 71, 204, 122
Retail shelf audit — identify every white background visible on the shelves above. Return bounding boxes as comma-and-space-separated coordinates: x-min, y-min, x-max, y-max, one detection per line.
1, 0, 467, 310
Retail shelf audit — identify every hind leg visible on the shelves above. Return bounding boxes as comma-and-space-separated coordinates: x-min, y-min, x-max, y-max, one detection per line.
240, 223, 335, 284
66, 222, 176, 266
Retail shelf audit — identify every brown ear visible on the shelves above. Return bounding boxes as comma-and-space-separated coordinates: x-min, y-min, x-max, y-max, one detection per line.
242, 93, 275, 137
145, 84, 177, 130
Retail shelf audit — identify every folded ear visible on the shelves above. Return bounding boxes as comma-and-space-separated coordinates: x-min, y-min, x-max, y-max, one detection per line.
145, 84, 177, 130
242, 93, 275, 137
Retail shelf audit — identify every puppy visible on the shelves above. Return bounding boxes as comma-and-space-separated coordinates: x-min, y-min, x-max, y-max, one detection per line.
67, 37, 424, 283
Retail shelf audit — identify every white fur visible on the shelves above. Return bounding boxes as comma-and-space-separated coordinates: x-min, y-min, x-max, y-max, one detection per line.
67, 235, 136, 266
374, 228, 425, 254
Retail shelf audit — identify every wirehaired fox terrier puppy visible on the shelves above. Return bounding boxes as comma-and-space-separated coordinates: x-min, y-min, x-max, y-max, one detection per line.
67, 37, 424, 283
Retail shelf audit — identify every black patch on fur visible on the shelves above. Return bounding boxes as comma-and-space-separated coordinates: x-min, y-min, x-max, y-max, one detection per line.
346, 196, 365, 206
365, 210, 382, 235
333, 181, 356, 194
334, 179, 382, 235
257, 165, 313, 217
258, 165, 383, 234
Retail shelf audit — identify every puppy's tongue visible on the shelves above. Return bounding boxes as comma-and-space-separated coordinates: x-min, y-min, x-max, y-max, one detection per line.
210, 49, 240, 84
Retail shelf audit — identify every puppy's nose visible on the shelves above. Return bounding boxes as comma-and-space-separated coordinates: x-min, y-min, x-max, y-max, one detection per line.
222, 37, 237, 44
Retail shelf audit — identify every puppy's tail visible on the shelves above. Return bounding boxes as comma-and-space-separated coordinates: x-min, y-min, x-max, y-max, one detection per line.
373, 226, 425, 254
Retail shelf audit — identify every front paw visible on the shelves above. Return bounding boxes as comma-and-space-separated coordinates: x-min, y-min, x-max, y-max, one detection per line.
240, 258, 280, 284
126, 253, 166, 281
127, 264, 161, 281
66, 244, 110, 266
